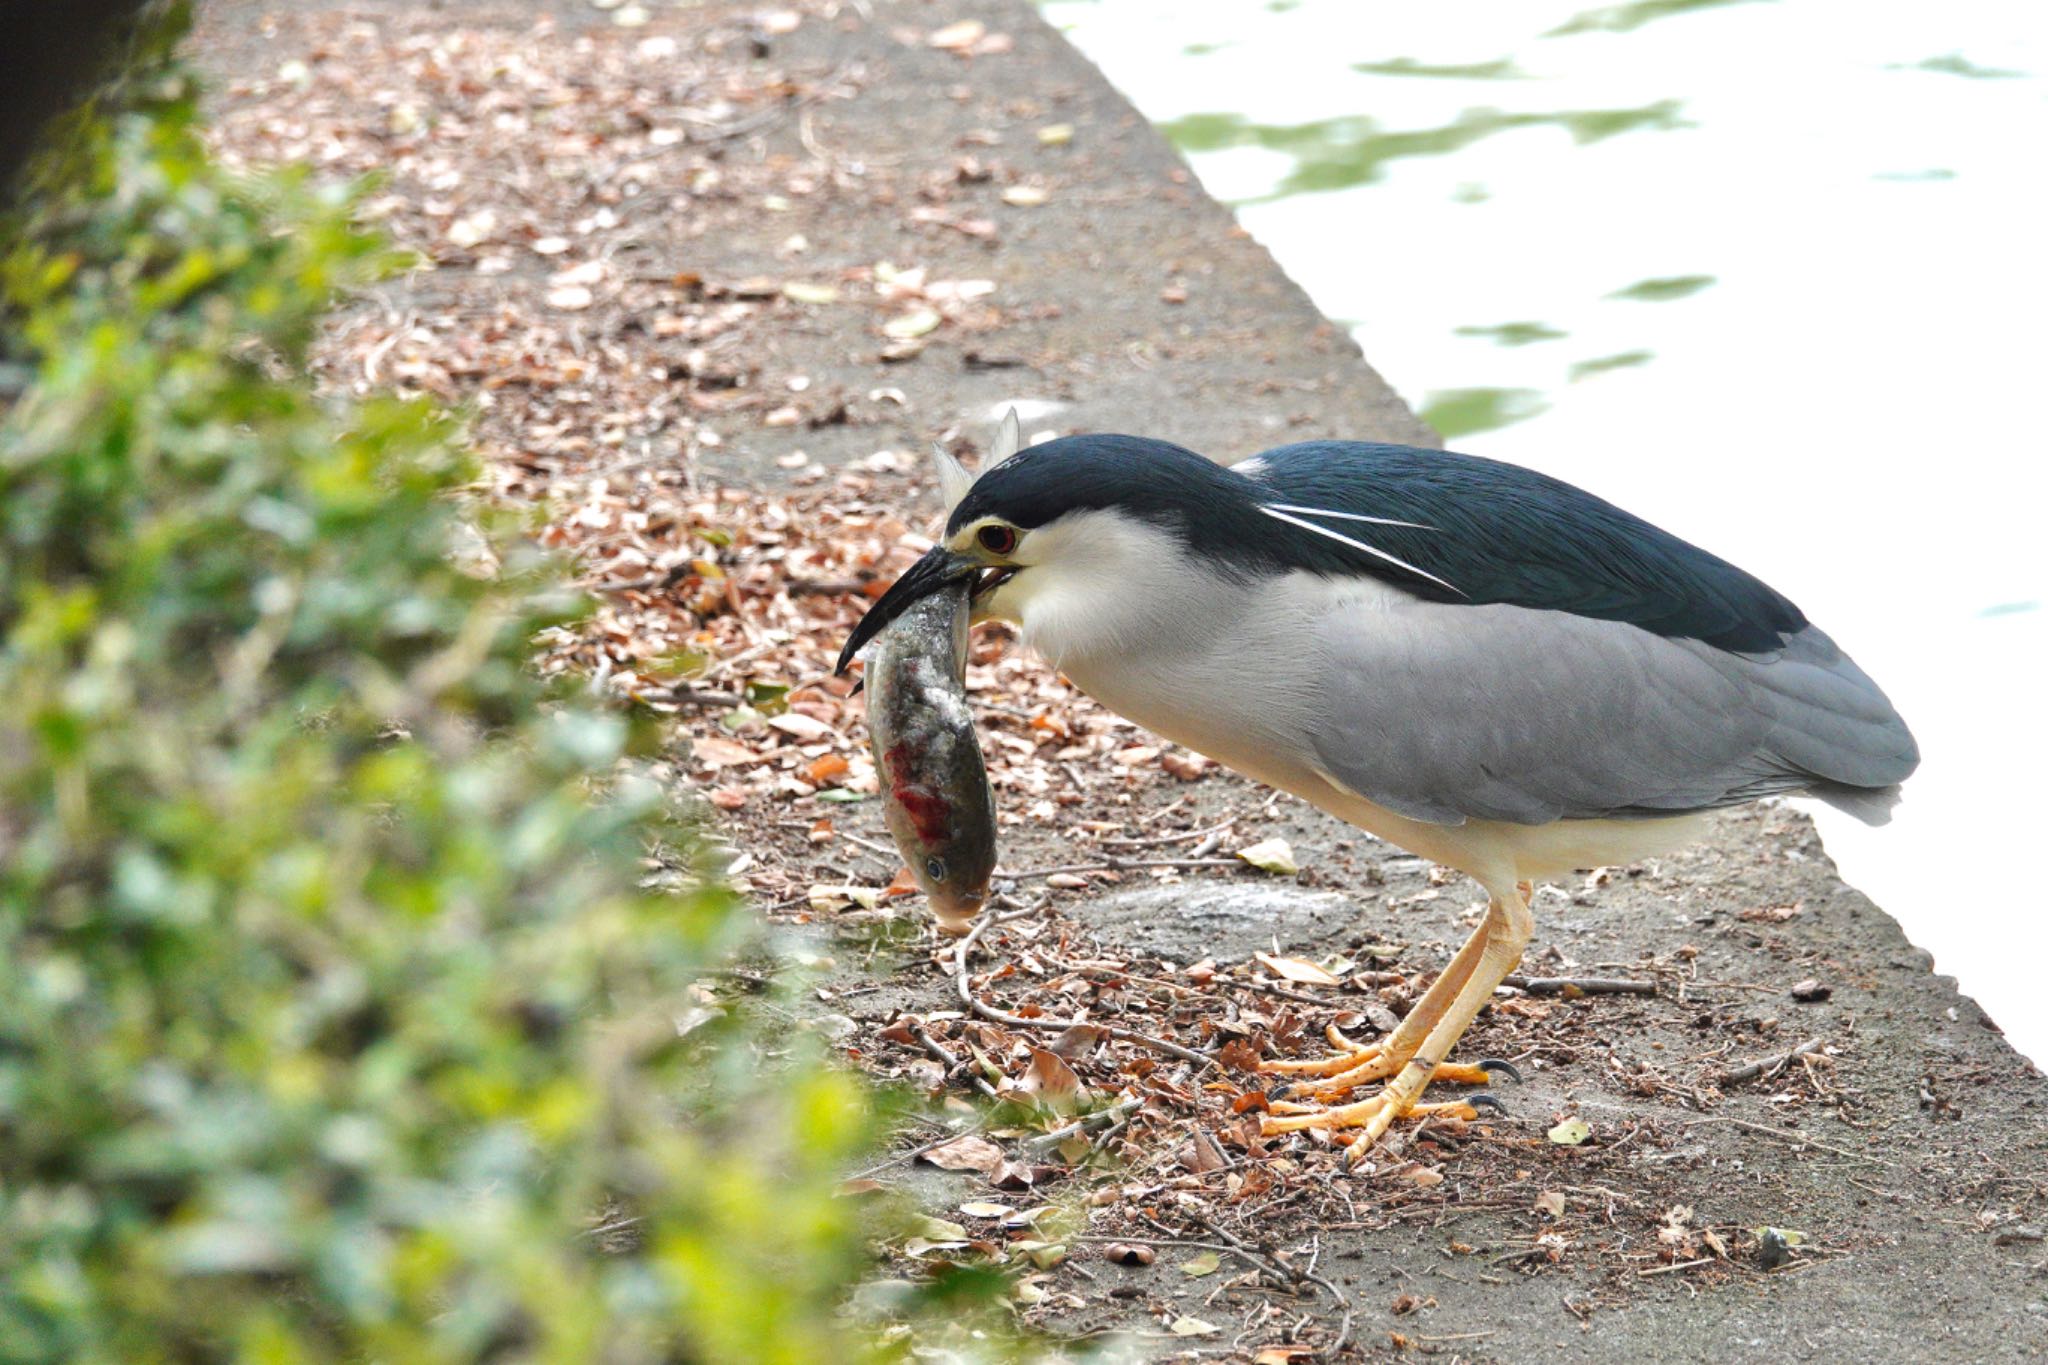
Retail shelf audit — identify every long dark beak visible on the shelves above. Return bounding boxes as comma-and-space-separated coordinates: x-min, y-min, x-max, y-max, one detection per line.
835, 547, 978, 674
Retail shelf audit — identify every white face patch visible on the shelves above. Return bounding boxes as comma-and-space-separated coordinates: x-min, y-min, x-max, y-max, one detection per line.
977, 508, 1219, 670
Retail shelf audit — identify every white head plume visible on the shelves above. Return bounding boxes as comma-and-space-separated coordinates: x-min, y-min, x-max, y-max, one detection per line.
987, 407, 1022, 470
932, 409, 1023, 519
931, 441, 974, 516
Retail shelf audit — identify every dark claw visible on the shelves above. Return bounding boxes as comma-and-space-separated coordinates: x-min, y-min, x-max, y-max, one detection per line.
1475, 1057, 1523, 1085
1468, 1092, 1511, 1116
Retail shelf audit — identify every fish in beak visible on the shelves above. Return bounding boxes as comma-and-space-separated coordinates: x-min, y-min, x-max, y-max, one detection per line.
836, 546, 980, 675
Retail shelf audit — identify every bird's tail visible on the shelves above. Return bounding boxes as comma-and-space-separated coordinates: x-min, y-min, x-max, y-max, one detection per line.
1806, 780, 1904, 827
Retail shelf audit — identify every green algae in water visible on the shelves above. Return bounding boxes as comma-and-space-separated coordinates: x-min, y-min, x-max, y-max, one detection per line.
1547, 0, 1771, 38
1570, 349, 1656, 380
1607, 274, 1716, 302
1455, 320, 1568, 347
1418, 387, 1549, 440
1351, 56, 1525, 80
1898, 54, 2025, 80
1161, 100, 1688, 202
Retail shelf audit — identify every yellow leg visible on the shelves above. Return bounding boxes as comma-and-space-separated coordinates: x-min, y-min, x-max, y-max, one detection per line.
1258, 902, 1496, 1100
1261, 887, 1534, 1161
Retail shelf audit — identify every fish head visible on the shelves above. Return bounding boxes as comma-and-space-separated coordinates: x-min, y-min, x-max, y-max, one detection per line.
880, 773, 996, 936
922, 871, 987, 937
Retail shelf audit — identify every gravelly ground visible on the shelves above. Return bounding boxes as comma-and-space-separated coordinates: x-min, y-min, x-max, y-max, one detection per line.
191, 0, 2047, 1358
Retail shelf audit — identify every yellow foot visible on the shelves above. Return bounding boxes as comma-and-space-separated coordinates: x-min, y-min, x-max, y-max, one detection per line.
1260, 1097, 1497, 1161
1259, 1026, 1510, 1102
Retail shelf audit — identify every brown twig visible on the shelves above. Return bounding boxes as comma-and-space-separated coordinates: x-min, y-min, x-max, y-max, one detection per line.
952, 915, 1214, 1070
909, 1022, 999, 1101
1685, 1116, 1890, 1166
1637, 1257, 1717, 1277
1024, 1096, 1146, 1155
623, 686, 743, 708
1720, 1038, 1825, 1086
1097, 819, 1237, 850
1237, 971, 1406, 1008
1180, 1212, 1353, 1354
1002, 857, 1246, 881
847, 1123, 988, 1181
1137, 1213, 1294, 1290
1504, 974, 1657, 996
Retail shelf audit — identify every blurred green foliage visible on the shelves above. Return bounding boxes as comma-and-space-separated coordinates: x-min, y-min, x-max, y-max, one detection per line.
0, 12, 899, 1361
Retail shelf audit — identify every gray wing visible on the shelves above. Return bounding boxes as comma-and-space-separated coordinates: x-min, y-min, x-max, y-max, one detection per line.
1306, 597, 1919, 827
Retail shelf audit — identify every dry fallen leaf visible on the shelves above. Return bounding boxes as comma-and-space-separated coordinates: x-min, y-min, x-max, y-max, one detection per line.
1180, 1250, 1221, 1278
1547, 1116, 1592, 1146
1186, 1127, 1229, 1173
1236, 838, 1299, 875
691, 735, 761, 768
1254, 951, 1340, 986
1169, 1316, 1219, 1337
1045, 1023, 1108, 1061
1015, 1047, 1087, 1113
807, 884, 880, 912
1010, 1237, 1066, 1269
1533, 1190, 1567, 1219
883, 307, 941, 340
919, 1134, 1005, 1175
550, 259, 606, 288
767, 711, 833, 741
1738, 902, 1803, 923
928, 19, 986, 50
1001, 184, 1049, 207
914, 1215, 967, 1242
803, 753, 849, 786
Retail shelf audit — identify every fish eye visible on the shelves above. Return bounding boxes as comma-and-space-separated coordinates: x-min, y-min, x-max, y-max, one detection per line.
976, 524, 1018, 556
925, 856, 947, 881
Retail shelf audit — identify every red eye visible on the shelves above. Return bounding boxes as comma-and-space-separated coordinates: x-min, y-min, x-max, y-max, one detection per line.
977, 524, 1018, 555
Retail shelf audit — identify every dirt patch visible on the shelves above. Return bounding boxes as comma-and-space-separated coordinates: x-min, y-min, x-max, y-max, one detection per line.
190, 0, 2047, 1358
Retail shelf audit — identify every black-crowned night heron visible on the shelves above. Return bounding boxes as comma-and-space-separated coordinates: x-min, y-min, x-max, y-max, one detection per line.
838, 414, 1918, 1153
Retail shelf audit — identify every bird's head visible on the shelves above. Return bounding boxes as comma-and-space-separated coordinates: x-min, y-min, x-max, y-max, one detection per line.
836, 418, 1267, 672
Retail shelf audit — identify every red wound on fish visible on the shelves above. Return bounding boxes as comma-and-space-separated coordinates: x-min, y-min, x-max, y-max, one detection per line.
883, 742, 953, 843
